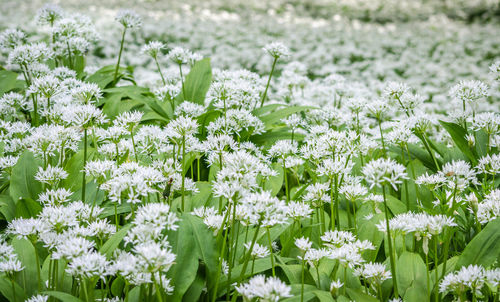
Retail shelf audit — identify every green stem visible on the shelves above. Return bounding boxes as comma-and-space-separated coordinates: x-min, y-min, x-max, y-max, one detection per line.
434, 237, 439, 302
181, 135, 186, 211
382, 186, 398, 297
154, 57, 166, 85
130, 130, 138, 162
114, 203, 119, 231
82, 129, 88, 203
179, 64, 186, 97
300, 258, 305, 302
378, 118, 386, 157
113, 28, 127, 83
151, 273, 164, 302
267, 228, 275, 277
260, 57, 278, 107
10, 277, 17, 302
283, 160, 289, 203
238, 222, 262, 281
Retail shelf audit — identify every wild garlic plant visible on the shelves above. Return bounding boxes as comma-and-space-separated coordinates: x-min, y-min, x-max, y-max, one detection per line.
0, 4, 498, 302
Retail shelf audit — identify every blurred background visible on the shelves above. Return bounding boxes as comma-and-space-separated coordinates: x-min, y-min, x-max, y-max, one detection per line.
0, 0, 499, 102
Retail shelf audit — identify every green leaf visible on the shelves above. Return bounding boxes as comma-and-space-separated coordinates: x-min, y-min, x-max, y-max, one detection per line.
439, 120, 477, 164
312, 290, 335, 302
9, 151, 42, 202
100, 224, 132, 258
263, 163, 283, 196
182, 273, 205, 302
0, 194, 16, 221
178, 58, 212, 105
15, 198, 42, 218
111, 277, 125, 297
62, 148, 96, 191
0, 275, 26, 301
184, 215, 218, 287
86, 65, 128, 89
43, 291, 84, 302
251, 128, 305, 146
346, 288, 379, 302
456, 218, 500, 268
167, 215, 199, 302
0, 70, 20, 96
258, 105, 314, 129
12, 238, 39, 296
396, 252, 427, 296
191, 182, 213, 208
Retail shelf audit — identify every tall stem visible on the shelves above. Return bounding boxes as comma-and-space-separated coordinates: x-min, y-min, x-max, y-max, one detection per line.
179, 64, 186, 97
113, 28, 127, 83
378, 118, 386, 157
300, 258, 305, 302
130, 130, 138, 162
181, 135, 186, 211
434, 237, 439, 302
382, 186, 398, 297
82, 129, 88, 203
260, 57, 277, 107
267, 228, 275, 277
283, 160, 289, 203
238, 222, 262, 281
154, 57, 166, 85
10, 277, 17, 302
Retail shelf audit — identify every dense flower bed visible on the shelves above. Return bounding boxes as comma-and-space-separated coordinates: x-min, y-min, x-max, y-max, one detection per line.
0, 3, 498, 302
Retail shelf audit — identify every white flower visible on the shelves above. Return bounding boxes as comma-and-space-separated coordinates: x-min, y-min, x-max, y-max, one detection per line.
35, 165, 68, 187
477, 189, 500, 224
295, 237, 312, 252
66, 251, 109, 279
354, 262, 391, 285
440, 265, 486, 295
449, 80, 489, 103
263, 42, 290, 59
236, 275, 292, 302
141, 41, 165, 59
115, 10, 142, 29
362, 158, 408, 190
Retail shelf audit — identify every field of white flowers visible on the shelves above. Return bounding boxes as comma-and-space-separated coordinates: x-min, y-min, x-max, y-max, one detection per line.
0, 1, 499, 302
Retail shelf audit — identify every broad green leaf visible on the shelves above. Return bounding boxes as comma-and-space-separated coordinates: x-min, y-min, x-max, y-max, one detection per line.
184, 215, 218, 288
251, 128, 305, 146
439, 120, 477, 164
0, 275, 26, 301
456, 218, 500, 268
12, 238, 39, 296
40, 258, 72, 292
346, 288, 379, 302
396, 252, 427, 296
111, 277, 125, 297
15, 198, 42, 218
87, 65, 129, 89
191, 182, 213, 208
252, 103, 282, 116
313, 290, 335, 302
100, 224, 132, 258
258, 105, 314, 129
0, 70, 20, 96
263, 162, 284, 196
62, 148, 96, 191
178, 58, 212, 105
386, 195, 406, 216
167, 215, 199, 302
0, 194, 15, 221
182, 273, 205, 302
9, 151, 42, 202
43, 291, 84, 302
282, 284, 315, 302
